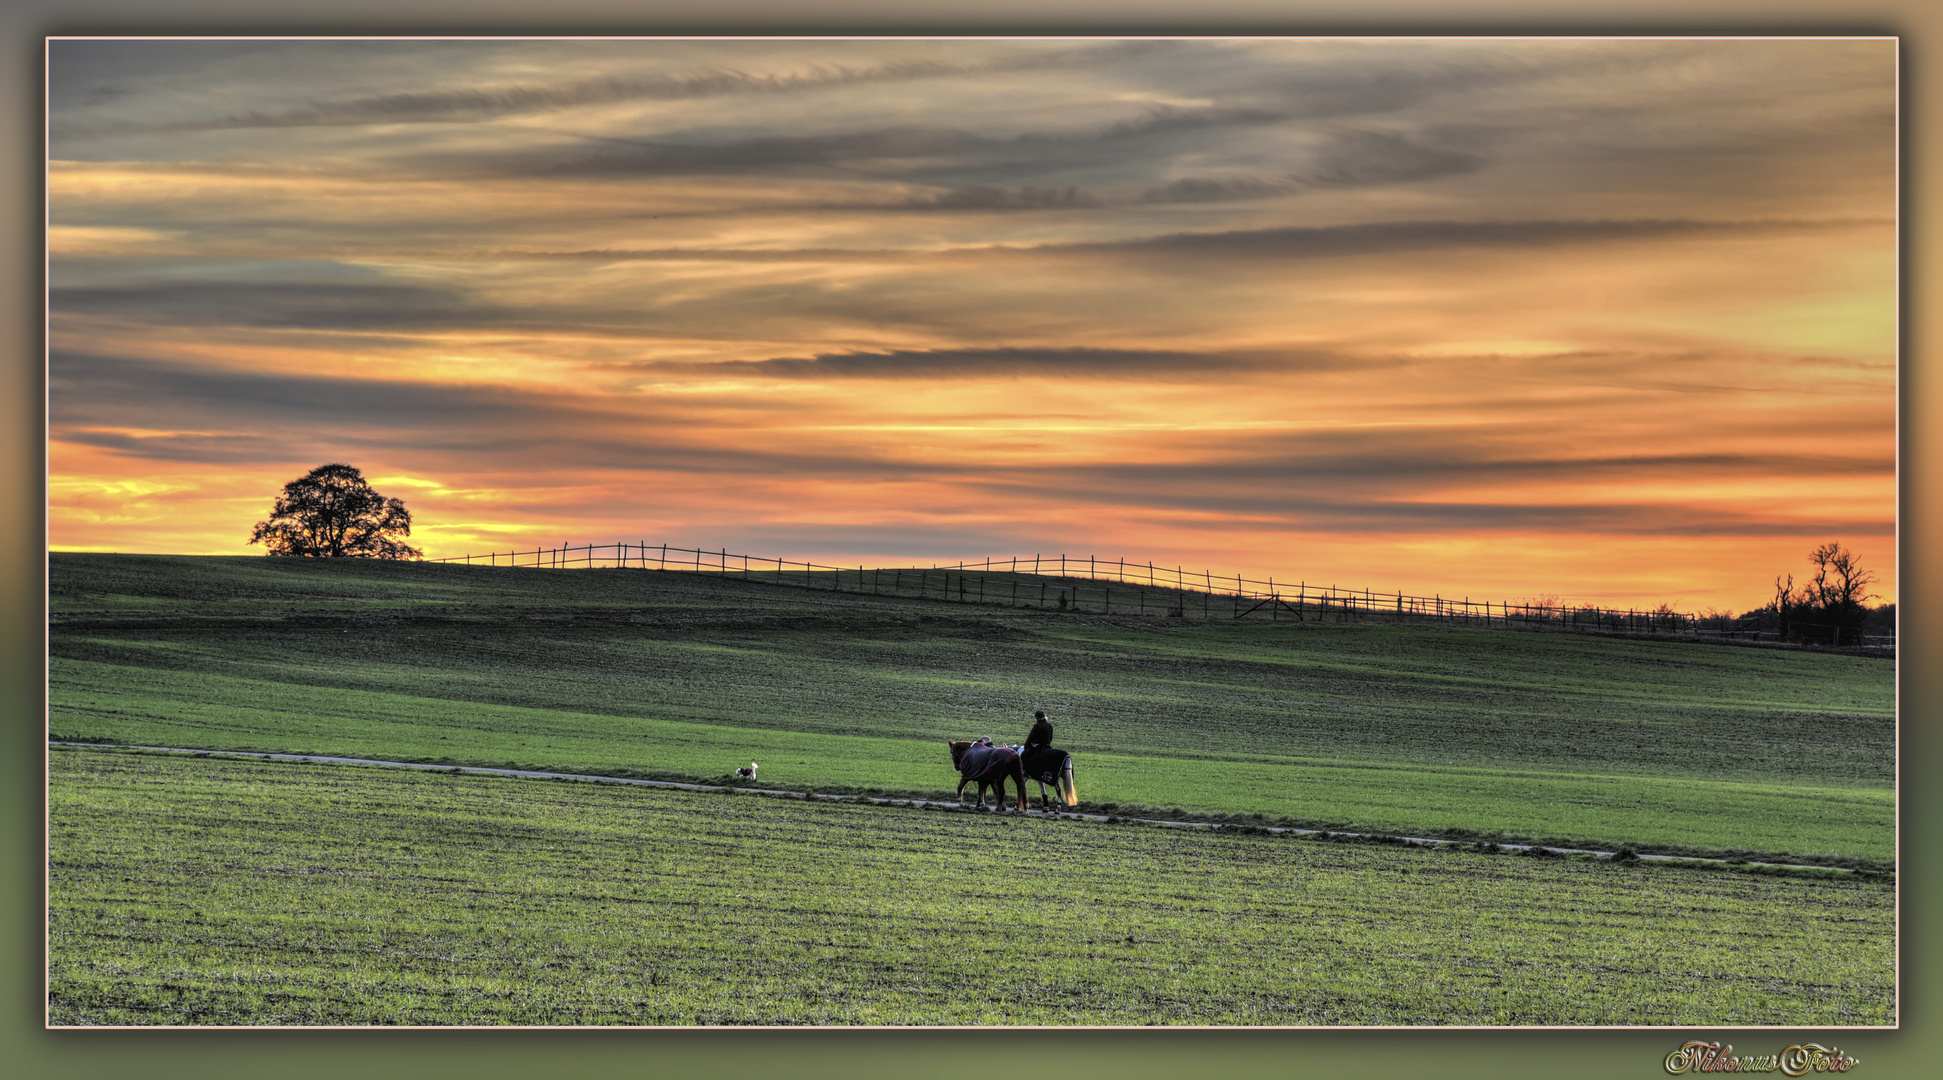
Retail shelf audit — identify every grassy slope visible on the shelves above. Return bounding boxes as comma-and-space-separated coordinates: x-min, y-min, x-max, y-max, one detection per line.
48, 749, 1895, 1027
48, 554, 1896, 862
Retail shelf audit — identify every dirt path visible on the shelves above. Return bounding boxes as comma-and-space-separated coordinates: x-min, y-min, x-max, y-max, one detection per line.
47, 741, 1861, 875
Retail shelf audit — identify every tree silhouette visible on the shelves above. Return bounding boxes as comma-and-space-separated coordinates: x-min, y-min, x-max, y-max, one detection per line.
1766, 543, 1877, 645
1803, 542, 1876, 645
249, 463, 422, 559
1806, 542, 1876, 612
1770, 572, 1798, 641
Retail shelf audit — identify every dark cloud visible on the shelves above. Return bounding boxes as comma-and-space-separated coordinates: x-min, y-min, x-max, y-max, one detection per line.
1139, 177, 1294, 204
423, 124, 992, 179
1138, 129, 1482, 203
53, 40, 1182, 135
496, 217, 1849, 268
933, 417, 1892, 535
1070, 447, 1892, 490
1123, 495, 1896, 539
47, 350, 934, 478
50, 281, 486, 331
50, 349, 545, 434
398, 103, 1291, 185
1054, 216, 1853, 261
722, 523, 1045, 561
1301, 129, 1483, 187
904, 186, 1099, 211
57, 429, 308, 465
1093, 105, 1290, 141
972, 472, 1893, 539
50, 277, 697, 339
708, 346, 1277, 380
168, 68, 961, 130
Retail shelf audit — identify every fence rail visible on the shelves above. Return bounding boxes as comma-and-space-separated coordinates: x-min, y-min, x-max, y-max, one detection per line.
423, 542, 1871, 644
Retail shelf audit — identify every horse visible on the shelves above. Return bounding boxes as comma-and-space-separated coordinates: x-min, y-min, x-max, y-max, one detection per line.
1020, 745, 1078, 808
946, 739, 1030, 811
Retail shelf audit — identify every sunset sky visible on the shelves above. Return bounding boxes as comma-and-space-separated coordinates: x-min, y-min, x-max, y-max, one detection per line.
45, 37, 1896, 612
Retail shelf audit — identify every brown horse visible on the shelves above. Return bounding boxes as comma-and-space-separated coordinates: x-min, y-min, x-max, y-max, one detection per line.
946, 739, 1030, 811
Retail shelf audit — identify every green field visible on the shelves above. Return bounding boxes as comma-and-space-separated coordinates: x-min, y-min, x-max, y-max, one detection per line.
48, 748, 1896, 1026
48, 554, 1896, 865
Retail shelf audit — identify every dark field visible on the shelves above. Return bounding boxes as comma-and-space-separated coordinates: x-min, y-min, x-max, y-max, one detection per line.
48, 554, 1895, 864
48, 749, 1896, 1026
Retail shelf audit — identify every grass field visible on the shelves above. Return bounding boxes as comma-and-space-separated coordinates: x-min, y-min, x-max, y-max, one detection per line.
48, 554, 1896, 866
47, 748, 1896, 1026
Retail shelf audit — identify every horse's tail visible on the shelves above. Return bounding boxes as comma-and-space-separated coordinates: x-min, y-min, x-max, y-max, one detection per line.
1060, 754, 1078, 807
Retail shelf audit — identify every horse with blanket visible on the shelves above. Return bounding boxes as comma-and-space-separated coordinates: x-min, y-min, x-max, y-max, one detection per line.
1019, 744, 1078, 808
946, 739, 1078, 811
1020, 709, 1078, 809
946, 738, 1030, 811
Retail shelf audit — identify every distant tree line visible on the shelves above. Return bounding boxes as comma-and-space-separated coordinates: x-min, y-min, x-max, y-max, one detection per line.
241, 467, 1890, 647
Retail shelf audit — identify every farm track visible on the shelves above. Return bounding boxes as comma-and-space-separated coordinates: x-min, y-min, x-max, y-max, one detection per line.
48, 741, 1871, 877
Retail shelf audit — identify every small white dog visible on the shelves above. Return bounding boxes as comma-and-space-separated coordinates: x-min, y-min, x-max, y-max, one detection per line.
735, 762, 758, 779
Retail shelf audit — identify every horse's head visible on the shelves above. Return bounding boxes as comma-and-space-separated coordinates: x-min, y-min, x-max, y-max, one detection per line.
947, 739, 971, 767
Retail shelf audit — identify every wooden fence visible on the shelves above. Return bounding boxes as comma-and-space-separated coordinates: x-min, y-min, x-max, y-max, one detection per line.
426, 542, 1790, 639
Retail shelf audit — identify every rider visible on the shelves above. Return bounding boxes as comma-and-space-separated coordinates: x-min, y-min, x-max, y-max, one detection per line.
1024, 710, 1054, 750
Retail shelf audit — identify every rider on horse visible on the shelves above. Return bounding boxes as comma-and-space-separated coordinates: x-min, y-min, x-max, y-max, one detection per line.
1025, 710, 1053, 750
1019, 710, 1077, 808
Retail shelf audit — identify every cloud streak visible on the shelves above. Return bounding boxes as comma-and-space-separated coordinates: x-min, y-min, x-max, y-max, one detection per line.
54, 40, 1183, 135
706, 346, 1276, 379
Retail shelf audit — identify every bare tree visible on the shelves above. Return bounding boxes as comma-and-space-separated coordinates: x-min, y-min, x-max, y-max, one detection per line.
1806, 542, 1876, 611
249, 463, 422, 559
1771, 543, 1876, 646
1770, 572, 1798, 640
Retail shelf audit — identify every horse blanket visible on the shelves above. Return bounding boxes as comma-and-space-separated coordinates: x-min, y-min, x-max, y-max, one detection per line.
958, 744, 1022, 783
1020, 745, 1068, 784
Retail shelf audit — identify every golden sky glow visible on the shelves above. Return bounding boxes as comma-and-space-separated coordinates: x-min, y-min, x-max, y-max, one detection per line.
46, 38, 1896, 611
